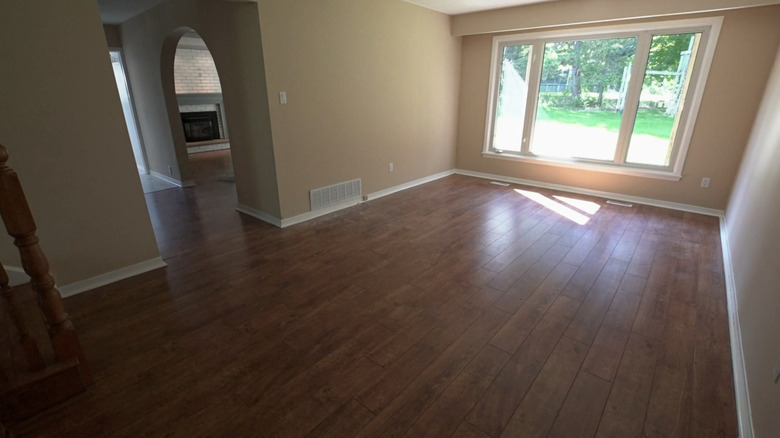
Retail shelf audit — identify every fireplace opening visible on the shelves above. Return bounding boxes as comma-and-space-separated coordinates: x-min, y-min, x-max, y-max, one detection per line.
180, 111, 220, 143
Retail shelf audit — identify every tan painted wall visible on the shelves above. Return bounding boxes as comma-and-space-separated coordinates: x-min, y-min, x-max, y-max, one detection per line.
452, 0, 780, 36
121, 0, 281, 217
103, 24, 122, 47
726, 44, 780, 438
257, 0, 462, 218
455, 6, 780, 210
0, 1, 159, 285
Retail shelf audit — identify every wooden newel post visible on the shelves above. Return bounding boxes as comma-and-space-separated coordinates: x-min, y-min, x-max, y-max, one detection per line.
0, 144, 92, 384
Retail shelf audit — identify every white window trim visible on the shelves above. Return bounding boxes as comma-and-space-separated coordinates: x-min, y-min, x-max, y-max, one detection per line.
483, 16, 723, 180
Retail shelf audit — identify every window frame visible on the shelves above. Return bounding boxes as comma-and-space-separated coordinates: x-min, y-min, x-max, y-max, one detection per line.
482, 17, 723, 181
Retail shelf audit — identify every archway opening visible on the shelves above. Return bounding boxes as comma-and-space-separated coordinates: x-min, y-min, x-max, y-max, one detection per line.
172, 30, 235, 186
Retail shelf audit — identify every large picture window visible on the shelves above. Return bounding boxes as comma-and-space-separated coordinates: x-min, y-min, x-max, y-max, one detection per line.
484, 18, 722, 179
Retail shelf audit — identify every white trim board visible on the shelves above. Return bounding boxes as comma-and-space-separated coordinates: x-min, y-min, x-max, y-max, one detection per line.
365, 170, 455, 202
150, 171, 195, 188
281, 199, 361, 228
237, 170, 456, 229
236, 204, 283, 228
718, 215, 755, 438
4, 265, 28, 287
57, 257, 167, 298
454, 169, 724, 217
283, 170, 455, 227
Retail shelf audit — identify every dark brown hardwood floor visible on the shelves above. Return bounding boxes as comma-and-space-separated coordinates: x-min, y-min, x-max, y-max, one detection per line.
15, 151, 736, 437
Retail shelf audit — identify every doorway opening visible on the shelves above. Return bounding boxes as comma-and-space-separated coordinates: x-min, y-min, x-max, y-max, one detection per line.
110, 49, 148, 174
173, 31, 234, 185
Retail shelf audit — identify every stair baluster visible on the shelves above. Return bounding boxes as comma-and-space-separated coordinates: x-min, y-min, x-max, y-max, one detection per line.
0, 264, 44, 372
0, 144, 92, 384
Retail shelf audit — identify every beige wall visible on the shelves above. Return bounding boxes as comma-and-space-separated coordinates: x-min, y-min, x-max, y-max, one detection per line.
103, 24, 122, 47
452, 0, 780, 36
257, 0, 461, 218
455, 6, 780, 210
726, 45, 780, 437
121, 0, 281, 217
0, 1, 159, 285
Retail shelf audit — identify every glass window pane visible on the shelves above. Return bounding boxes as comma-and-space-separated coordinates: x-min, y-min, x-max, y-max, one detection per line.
530, 37, 637, 161
492, 44, 531, 152
626, 33, 701, 166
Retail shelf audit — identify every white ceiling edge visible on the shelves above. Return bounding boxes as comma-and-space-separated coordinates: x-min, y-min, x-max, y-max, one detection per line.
97, 0, 170, 25
401, 0, 561, 15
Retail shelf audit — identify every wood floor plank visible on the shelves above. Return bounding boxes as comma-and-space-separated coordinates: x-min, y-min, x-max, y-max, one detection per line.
8, 154, 736, 438
492, 243, 571, 313
560, 233, 624, 302
693, 295, 738, 436
564, 258, 628, 345
486, 232, 562, 291
490, 262, 578, 354
483, 212, 561, 273
499, 337, 589, 438
596, 333, 659, 438
643, 300, 696, 437
403, 345, 511, 438
561, 229, 602, 266
452, 421, 493, 438
625, 229, 660, 278
467, 311, 574, 437
356, 305, 481, 413
600, 273, 646, 332
304, 399, 375, 438
356, 307, 510, 438
632, 239, 679, 341
581, 326, 630, 382
547, 371, 612, 438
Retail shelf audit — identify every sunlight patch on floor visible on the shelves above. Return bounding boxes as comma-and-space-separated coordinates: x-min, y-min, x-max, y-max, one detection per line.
515, 189, 593, 225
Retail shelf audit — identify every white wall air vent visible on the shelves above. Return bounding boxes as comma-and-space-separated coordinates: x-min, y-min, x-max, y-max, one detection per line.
310, 178, 362, 211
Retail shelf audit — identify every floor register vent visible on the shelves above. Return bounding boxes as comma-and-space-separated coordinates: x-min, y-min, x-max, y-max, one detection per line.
310, 178, 362, 211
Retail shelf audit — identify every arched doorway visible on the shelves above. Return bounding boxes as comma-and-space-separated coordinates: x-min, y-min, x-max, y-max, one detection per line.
159, 27, 238, 192
172, 31, 235, 186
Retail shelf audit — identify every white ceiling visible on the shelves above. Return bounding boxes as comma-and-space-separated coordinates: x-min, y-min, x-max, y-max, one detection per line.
97, 0, 558, 24
97, 0, 169, 24
401, 0, 560, 15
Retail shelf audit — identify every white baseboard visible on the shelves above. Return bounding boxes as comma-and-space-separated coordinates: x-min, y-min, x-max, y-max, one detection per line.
57, 257, 167, 298
150, 171, 195, 188
275, 170, 456, 228
4, 265, 28, 287
236, 204, 283, 228
454, 169, 724, 217
281, 199, 362, 228
365, 170, 456, 201
718, 215, 754, 438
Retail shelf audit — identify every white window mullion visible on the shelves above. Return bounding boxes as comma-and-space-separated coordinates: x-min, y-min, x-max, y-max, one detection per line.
521, 43, 544, 154
613, 33, 652, 165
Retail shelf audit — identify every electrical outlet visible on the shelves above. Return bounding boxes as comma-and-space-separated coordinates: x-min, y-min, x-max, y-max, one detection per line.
389, 163, 394, 172
279, 91, 287, 104
773, 356, 780, 383
700, 177, 710, 188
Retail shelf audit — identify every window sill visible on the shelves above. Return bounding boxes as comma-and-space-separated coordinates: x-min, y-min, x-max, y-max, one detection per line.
481, 151, 682, 181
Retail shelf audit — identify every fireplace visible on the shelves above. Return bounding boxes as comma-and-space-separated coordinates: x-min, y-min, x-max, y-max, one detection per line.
180, 111, 220, 142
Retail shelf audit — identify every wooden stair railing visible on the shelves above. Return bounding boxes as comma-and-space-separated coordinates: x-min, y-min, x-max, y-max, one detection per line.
0, 144, 92, 423
1, 265, 45, 373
